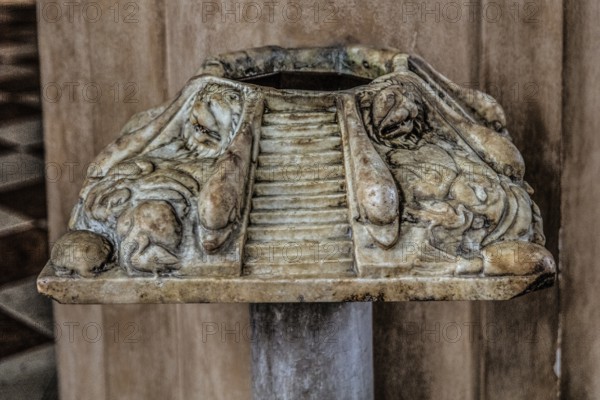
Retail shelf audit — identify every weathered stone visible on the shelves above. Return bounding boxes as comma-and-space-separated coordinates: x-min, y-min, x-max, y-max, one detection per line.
37, 45, 556, 303
49, 230, 113, 278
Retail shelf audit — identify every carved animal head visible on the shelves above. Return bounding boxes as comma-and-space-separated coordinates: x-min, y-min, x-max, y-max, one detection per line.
183, 84, 243, 158
362, 84, 428, 149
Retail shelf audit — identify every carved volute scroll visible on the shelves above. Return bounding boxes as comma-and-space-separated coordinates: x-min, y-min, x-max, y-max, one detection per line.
38, 46, 556, 303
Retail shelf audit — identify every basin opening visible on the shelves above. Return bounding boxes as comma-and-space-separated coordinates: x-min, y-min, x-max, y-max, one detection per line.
239, 71, 372, 91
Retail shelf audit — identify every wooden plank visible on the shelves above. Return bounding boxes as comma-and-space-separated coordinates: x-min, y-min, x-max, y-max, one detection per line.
38, 0, 95, 241
103, 305, 180, 400
85, 0, 167, 150
560, 0, 600, 398
374, 302, 480, 399
165, 0, 480, 95
53, 304, 106, 400
478, 1, 562, 398
37, 2, 106, 398
177, 304, 252, 400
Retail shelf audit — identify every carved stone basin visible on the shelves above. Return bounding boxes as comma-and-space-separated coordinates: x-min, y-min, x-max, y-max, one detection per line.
37, 46, 556, 303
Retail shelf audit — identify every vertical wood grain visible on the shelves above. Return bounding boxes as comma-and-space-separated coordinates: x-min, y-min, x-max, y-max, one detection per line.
52, 304, 106, 400
103, 305, 180, 400
177, 304, 252, 400
38, 0, 95, 242
374, 302, 480, 400
85, 0, 168, 151
478, 1, 562, 399
164, 0, 480, 92
38, 1, 105, 398
560, 0, 600, 398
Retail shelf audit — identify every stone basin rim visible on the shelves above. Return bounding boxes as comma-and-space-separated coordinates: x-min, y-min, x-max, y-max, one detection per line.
197, 45, 410, 82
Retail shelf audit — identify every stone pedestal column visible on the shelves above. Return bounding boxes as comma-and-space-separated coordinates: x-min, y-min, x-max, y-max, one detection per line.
250, 303, 373, 400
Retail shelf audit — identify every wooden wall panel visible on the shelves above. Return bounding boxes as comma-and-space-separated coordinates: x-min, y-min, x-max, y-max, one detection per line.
38, 1, 105, 398
52, 304, 106, 400
478, 1, 562, 398
560, 0, 600, 398
103, 305, 180, 400
85, 0, 167, 150
177, 304, 252, 400
374, 302, 480, 399
39, 0, 586, 399
39, 0, 168, 235
38, 0, 94, 242
164, 0, 479, 94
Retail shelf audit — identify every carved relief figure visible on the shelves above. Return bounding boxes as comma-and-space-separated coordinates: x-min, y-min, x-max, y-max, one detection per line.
46, 46, 554, 284
357, 75, 546, 275
52, 78, 258, 276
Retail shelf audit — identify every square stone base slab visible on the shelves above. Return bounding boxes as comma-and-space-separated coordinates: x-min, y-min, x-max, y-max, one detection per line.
37, 263, 554, 303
